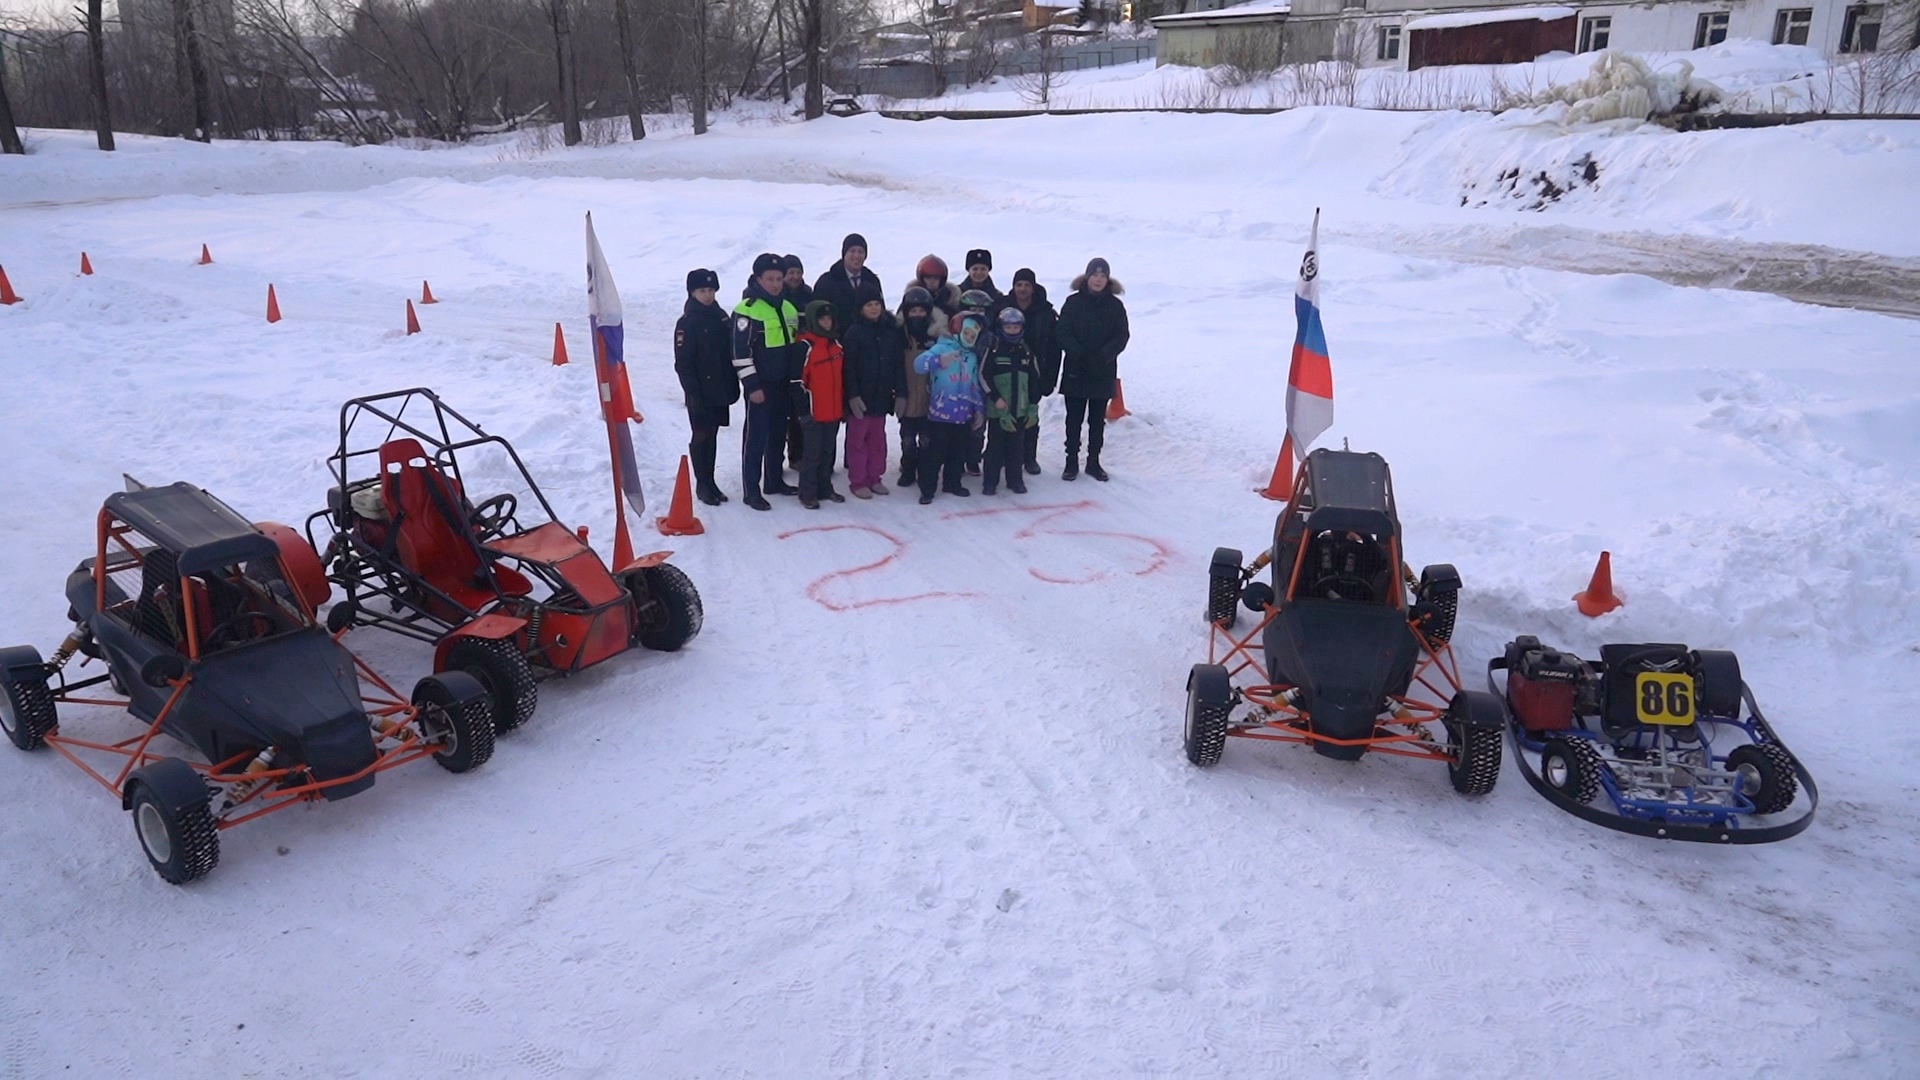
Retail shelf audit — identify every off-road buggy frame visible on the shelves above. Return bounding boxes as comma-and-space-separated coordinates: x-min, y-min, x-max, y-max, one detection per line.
1184, 450, 1504, 793
1491, 636, 1817, 843
0, 481, 493, 884
305, 389, 702, 732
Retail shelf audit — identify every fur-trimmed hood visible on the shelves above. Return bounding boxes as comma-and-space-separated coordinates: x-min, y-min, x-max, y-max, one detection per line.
1069, 276, 1124, 296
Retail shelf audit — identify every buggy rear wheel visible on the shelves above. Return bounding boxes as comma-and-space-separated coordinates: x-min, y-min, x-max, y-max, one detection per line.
1, 651, 57, 751
628, 564, 703, 652
127, 773, 219, 884
1728, 743, 1798, 814
1540, 737, 1603, 804
413, 671, 496, 774
444, 636, 538, 733
1444, 691, 1503, 796
1184, 664, 1232, 768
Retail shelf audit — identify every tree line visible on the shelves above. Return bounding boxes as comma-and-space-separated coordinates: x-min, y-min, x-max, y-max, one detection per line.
0, 0, 878, 152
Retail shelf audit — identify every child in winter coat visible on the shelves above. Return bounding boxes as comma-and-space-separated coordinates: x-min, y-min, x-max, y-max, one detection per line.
840, 297, 904, 498
978, 306, 1040, 496
673, 267, 739, 506
894, 285, 945, 489
797, 300, 846, 509
911, 312, 986, 504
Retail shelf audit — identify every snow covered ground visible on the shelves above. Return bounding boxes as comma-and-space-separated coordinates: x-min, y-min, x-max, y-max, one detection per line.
2, 107, 1918, 1077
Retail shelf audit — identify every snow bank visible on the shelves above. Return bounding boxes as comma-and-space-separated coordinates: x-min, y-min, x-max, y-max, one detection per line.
1525, 50, 1723, 122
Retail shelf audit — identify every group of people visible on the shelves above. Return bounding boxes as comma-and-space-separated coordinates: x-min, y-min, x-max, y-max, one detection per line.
673, 235, 1130, 509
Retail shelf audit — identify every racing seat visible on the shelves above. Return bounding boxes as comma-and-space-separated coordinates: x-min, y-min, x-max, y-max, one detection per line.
378, 439, 530, 615
1300, 531, 1393, 604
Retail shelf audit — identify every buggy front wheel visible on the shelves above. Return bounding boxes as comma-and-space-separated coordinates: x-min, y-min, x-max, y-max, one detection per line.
628, 564, 704, 652
413, 671, 496, 774
1184, 664, 1232, 767
1444, 691, 1504, 796
0, 649, 57, 751
126, 766, 219, 884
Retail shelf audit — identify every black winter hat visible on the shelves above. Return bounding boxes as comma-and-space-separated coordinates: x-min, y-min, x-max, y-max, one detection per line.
842, 233, 868, 255
1012, 267, 1037, 286
966, 248, 992, 271
752, 252, 784, 276
686, 268, 720, 293
1085, 257, 1111, 277
781, 254, 804, 272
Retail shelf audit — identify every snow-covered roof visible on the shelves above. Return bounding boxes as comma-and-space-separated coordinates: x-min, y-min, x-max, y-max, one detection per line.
1403, 5, 1572, 31
1151, 0, 1290, 26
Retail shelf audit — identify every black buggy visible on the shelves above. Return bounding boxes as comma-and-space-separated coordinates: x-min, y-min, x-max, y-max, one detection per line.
1185, 449, 1504, 792
1, 481, 493, 883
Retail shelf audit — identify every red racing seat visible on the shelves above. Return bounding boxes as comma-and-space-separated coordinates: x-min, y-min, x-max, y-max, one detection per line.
378, 439, 508, 615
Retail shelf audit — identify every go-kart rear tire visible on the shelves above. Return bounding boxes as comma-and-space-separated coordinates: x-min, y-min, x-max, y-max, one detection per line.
1728, 743, 1798, 814
413, 671, 496, 774
127, 771, 219, 884
1540, 737, 1603, 804
1184, 664, 1232, 768
1, 652, 57, 752
1207, 547, 1243, 629
444, 637, 538, 733
1444, 692, 1503, 796
629, 564, 703, 652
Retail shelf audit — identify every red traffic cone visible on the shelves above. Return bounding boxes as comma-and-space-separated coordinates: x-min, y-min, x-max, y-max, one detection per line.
1106, 379, 1131, 421
405, 299, 421, 335
266, 284, 282, 323
80, 252, 94, 276
1573, 551, 1623, 617
420, 280, 437, 304
551, 322, 569, 366
656, 455, 706, 536
0, 265, 21, 305
198, 244, 213, 265
1256, 433, 1296, 501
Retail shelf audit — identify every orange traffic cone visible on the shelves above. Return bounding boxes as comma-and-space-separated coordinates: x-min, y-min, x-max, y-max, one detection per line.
551, 322, 569, 366
1106, 379, 1131, 421
198, 244, 213, 265
80, 252, 94, 276
266, 284, 282, 323
420, 280, 437, 304
0, 265, 20, 305
656, 456, 706, 536
405, 299, 421, 335
1256, 433, 1296, 501
1573, 551, 1623, 617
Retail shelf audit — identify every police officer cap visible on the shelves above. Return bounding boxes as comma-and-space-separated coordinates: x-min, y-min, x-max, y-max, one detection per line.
687, 268, 720, 293
752, 252, 784, 276
966, 249, 992, 271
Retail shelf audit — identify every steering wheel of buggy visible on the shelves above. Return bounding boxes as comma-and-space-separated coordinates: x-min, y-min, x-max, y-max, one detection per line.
1307, 573, 1376, 603
204, 611, 277, 651
470, 493, 518, 541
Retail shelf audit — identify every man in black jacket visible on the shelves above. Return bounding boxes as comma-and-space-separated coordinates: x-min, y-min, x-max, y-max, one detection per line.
990, 268, 1059, 476
1055, 257, 1129, 482
674, 268, 739, 506
813, 233, 886, 337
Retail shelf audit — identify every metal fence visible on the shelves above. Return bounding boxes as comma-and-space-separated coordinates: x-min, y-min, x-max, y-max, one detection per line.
850, 38, 1156, 100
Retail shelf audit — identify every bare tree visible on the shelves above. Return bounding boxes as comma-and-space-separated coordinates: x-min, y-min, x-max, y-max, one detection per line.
1014, 26, 1064, 107
546, 0, 581, 143
0, 29, 23, 153
173, 0, 214, 139
79, 0, 114, 148
613, 0, 645, 138
801, 0, 822, 117
690, 0, 709, 132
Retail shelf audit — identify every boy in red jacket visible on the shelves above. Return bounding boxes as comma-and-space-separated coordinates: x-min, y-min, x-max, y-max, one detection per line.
798, 301, 847, 509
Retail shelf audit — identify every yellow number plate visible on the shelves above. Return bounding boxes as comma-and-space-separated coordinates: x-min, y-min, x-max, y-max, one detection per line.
1634, 672, 1695, 726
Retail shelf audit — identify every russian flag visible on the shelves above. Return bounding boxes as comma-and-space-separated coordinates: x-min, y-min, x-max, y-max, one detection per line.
586, 213, 645, 522
1285, 209, 1333, 463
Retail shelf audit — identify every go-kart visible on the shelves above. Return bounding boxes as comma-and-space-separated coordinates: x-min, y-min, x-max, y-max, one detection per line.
306, 389, 702, 731
1491, 636, 1817, 843
0, 480, 493, 884
1185, 449, 1503, 793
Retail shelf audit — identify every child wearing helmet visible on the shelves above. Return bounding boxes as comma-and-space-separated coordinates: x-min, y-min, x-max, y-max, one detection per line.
955, 288, 998, 475
894, 284, 945, 488
978, 306, 1040, 495
912, 254, 962, 314
911, 311, 986, 503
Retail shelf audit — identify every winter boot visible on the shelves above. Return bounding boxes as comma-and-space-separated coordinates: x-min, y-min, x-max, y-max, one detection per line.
1085, 456, 1109, 482
1062, 454, 1079, 482
870, 481, 890, 496
692, 441, 726, 505
745, 492, 772, 511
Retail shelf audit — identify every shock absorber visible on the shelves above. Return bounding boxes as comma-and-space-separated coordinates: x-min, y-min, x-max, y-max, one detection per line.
47, 623, 93, 671
221, 747, 278, 809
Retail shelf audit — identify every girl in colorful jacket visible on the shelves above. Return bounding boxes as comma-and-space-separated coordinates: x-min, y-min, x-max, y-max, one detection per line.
911, 312, 986, 504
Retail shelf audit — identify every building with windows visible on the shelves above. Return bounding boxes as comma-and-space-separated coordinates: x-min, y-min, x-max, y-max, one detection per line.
1153, 0, 1912, 68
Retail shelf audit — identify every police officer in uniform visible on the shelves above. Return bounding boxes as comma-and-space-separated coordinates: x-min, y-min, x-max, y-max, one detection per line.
733, 253, 805, 511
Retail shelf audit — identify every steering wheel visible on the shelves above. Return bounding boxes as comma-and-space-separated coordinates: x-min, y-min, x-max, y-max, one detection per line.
1308, 573, 1376, 603
470, 493, 518, 541
204, 611, 277, 651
